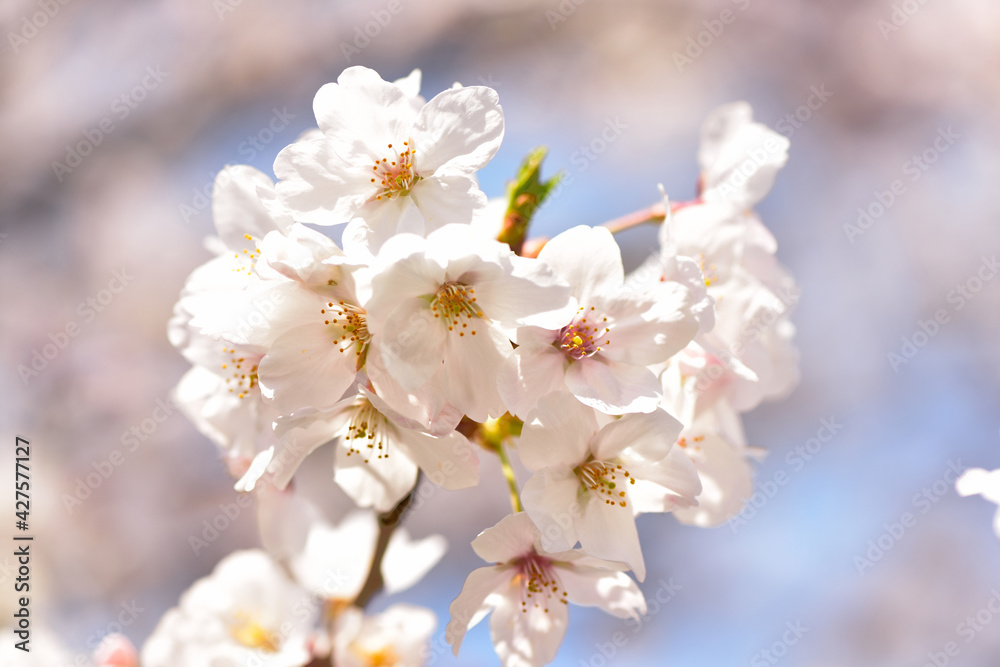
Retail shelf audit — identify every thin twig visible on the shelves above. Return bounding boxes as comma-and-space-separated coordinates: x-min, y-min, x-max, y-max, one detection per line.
601, 202, 667, 234
495, 443, 523, 513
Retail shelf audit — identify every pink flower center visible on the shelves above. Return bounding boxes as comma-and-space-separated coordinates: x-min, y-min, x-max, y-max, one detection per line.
556, 306, 610, 360
514, 552, 567, 613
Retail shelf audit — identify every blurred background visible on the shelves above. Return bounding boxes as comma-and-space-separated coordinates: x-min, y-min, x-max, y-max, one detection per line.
2, 0, 1000, 664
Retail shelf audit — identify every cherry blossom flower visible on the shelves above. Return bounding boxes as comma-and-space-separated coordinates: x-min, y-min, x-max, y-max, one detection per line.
698, 102, 790, 208
274, 66, 504, 251
499, 224, 701, 417
332, 604, 436, 667
659, 200, 799, 414
242, 384, 478, 511
666, 410, 754, 528
366, 223, 571, 422
289, 510, 446, 603
249, 256, 372, 416
518, 393, 701, 580
957, 468, 1000, 538
447, 512, 646, 667
141, 550, 316, 667
168, 166, 296, 477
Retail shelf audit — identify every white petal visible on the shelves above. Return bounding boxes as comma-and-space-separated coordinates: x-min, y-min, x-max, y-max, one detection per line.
626, 445, 703, 514
365, 237, 442, 324
409, 173, 489, 232
397, 429, 479, 490
437, 323, 511, 422
592, 409, 682, 462
257, 323, 360, 413
382, 529, 447, 595
576, 497, 646, 581
254, 484, 323, 561
314, 66, 416, 147
699, 102, 789, 207
556, 566, 646, 619
334, 438, 420, 512
521, 469, 582, 553
378, 297, 446, 392
393, 68, 423, 100
446, 566, 510, 655
564, 357, 660, 415
498, 344, 567, 419
213, 165, 292, 249
956, 468, 1000, 500
471, 512, 540, 564
291, 512, 377, 599
673, 435, 753, 527
344, 196, 428, 255
518, 392, 597, 471
537, 225, 624, 305
472, 255, 573, 331
412, 86, 504, 175
598, 283, 700, 366
270, 408, 350, 488
490, 581, 568, 667
274, 135, 370, 224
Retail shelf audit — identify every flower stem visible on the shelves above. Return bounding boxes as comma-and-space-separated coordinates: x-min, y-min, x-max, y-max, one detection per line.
601, 202, 667, 234
496, 442, 523, 513
352, 475, 419, 609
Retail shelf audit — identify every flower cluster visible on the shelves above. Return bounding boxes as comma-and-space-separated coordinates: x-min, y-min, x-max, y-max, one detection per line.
152, 68, 799, 666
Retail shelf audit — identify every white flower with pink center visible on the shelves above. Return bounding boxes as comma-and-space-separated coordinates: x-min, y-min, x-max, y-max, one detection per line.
447, 512, 646, 667
957, 468, 1000, 538
517, 393, 701, 580
499, 224, 701, 417
365, 224, 571, 422
274, 66, 504, 252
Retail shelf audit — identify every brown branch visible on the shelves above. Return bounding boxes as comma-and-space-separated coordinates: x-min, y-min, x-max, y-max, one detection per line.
351, 477, 419, 609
